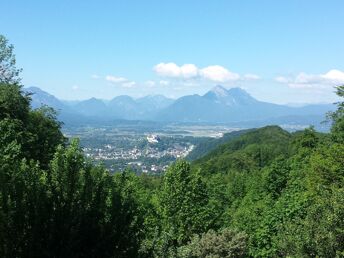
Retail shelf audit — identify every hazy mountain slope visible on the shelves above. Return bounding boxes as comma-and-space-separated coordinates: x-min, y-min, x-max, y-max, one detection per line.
155, 94, 234, 122
25, 86, 67, 110
23, 87, 98, 126
108, 95, 139, 119
135, 95, 174, 119
136, 95, 174, 111
74, 98, 109, 117
107, 95, 174, 119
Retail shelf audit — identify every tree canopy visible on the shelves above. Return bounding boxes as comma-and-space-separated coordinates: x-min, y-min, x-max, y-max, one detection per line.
0, 35, 22, 84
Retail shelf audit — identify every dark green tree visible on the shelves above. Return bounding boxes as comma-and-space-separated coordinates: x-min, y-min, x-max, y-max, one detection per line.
0, 83, 65, 168
328, 85, 344, 142
157, 161, 212, 256
0, 35, 22, 84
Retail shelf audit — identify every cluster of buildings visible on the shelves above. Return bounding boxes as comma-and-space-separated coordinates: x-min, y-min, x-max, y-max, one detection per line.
83, 144, 193, 161
127, 162, 169, 173
82, 140, 195, 173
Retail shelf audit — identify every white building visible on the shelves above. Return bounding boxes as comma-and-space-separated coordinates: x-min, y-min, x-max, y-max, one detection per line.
147, 134, 160, 143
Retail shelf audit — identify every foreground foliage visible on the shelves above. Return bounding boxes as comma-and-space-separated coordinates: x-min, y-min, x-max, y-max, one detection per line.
0, 35, 343, 257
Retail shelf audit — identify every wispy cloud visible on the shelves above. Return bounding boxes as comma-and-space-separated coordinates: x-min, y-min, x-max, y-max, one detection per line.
275, 69, 344, 89
103, 75, 137, 88
91, 74, 100, 79
145, 80, 156, 86
121, 81, 136, 88
159, 80, 170, 86
275, 76, 289, 83
105, 75, 128, 83
244, 74, 260, 80
72, 85, 79, 91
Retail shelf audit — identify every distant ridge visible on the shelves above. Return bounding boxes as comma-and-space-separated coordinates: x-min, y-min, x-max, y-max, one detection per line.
24, 86, 335, 129
155, 86, 334, 124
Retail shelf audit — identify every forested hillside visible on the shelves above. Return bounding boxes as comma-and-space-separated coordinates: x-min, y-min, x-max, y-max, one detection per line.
186, 129, 252, 161
191, 124, 343, 257
1, 35, 343, 257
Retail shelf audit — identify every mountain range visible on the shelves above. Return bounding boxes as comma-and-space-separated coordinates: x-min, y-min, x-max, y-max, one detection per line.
24, 85, 335, 128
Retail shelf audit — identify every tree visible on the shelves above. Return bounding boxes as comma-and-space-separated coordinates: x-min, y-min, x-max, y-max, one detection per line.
0, 38, 147, 257
0, 83, 65, 168
328, 85, 344, 142
178, 228, 247, 258
0, 82, 30, 121
0, 140, 146, 258
157, 161, 212, 256
24, 106, 66, 168
0, 35, 22, 84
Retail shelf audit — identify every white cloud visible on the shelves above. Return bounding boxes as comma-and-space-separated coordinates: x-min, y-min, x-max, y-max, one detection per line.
159, 80, 170, 86
106, 75, 128, 83
294, 72, 321, 84
145, 80, 156, 87
180, 64, 199, 78
321, 69, 344, 83
200, 65, 240, 82
154, 63, 182, 77
105, 75, 136, 88
154, 62, 240, 82
122, 81, 136, 88
244, 74, 260, 80
275, 76, 289, 83
91, 74, 100, 79
275, 69, 344, 89
153, 62, 198, 78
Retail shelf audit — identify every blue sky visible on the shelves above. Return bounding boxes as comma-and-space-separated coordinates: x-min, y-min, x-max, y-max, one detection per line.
1, 0, 344, 104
